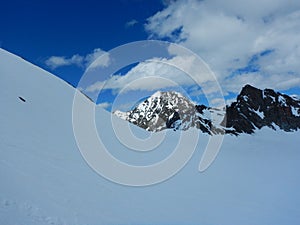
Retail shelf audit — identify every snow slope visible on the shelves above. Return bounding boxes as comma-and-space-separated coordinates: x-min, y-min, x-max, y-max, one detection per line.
1, 48, 300, 225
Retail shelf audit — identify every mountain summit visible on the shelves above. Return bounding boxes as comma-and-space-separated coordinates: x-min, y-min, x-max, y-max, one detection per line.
223, 84, 300, 134
115, 91, 199, 132
114, 85, 300, 135
114, 91, 225, 134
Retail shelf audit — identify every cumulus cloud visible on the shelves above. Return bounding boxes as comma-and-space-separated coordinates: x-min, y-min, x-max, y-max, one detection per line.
98, 102, 111, 109
145, 0, 300, 94
85, 54, 214, 94
223, 72, 300, 94
210, 98, 226, 107
86, 80, 105, 93
254, 11, 300, 76
125, 19, 138, 28
86, 49, 110, 70
45, 55, 84, 69
81, 0, 300, 109
189, 85, 203, 97
45, 48, 109, 70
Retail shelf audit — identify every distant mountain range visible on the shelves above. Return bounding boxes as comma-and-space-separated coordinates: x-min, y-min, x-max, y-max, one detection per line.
114, 84, 300, 135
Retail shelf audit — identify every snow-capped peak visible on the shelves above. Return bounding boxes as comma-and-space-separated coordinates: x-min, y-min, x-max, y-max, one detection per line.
113, 91, 225, 134
114, 85, 300, 135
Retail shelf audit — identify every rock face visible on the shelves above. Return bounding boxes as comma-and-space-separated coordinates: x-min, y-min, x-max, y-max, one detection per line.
113, 85, 300, 135
114, 91, 207, 132
114, 91, 225, 134
222, 84, 300, 135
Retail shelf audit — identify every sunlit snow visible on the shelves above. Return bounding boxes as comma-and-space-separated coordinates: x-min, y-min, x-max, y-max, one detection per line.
1, 49, 300, 225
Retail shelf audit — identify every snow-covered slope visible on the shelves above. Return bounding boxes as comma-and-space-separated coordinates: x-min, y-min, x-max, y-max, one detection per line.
1, 48, 300, 225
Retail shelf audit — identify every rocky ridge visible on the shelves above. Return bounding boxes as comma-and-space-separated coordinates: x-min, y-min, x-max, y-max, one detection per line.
114, 85, 300, 135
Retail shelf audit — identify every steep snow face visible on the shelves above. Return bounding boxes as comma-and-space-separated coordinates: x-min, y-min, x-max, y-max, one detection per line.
1, 49, 300, 225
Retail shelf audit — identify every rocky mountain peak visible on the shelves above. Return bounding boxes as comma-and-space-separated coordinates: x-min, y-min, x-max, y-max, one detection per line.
114, 91, 199, 132
114, 85, 300, 135
223, 84, 300, 134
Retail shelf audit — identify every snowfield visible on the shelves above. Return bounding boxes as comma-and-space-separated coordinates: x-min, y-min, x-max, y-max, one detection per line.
1, 48, 300, 225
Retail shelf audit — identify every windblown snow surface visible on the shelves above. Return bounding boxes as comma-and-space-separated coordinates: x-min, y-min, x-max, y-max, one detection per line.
0, 48, 300, 225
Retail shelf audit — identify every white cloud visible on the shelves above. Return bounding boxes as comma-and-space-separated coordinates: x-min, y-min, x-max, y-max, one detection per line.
98, 102, 111, 109
45, 48, 109, 70
85, 48, 110, 69
125, 19, 138, 28
254, 11, 300, 76
112, 101, 140, 112
189, 88, 203, 97
223, 72, 300, 94
85, 81, 105, 93
45, 55, 84, 69
145, 0, 300, 94
211, 98, 226, 107
85, 55, 214, 94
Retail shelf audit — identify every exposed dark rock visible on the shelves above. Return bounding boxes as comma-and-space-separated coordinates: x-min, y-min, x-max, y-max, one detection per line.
18, 96, 26, 102
221, 85, 300, 134
114, 85, 300, 135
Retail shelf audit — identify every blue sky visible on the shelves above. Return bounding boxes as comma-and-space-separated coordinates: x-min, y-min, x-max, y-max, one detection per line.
1, 0, 300, 111
0, 0, 164, 87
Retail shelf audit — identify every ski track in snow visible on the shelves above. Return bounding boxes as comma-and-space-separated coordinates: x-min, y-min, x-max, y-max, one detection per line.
0, 199, 66, 225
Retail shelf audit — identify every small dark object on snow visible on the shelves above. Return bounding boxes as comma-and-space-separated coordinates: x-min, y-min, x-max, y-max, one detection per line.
18, 96, 26, 102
